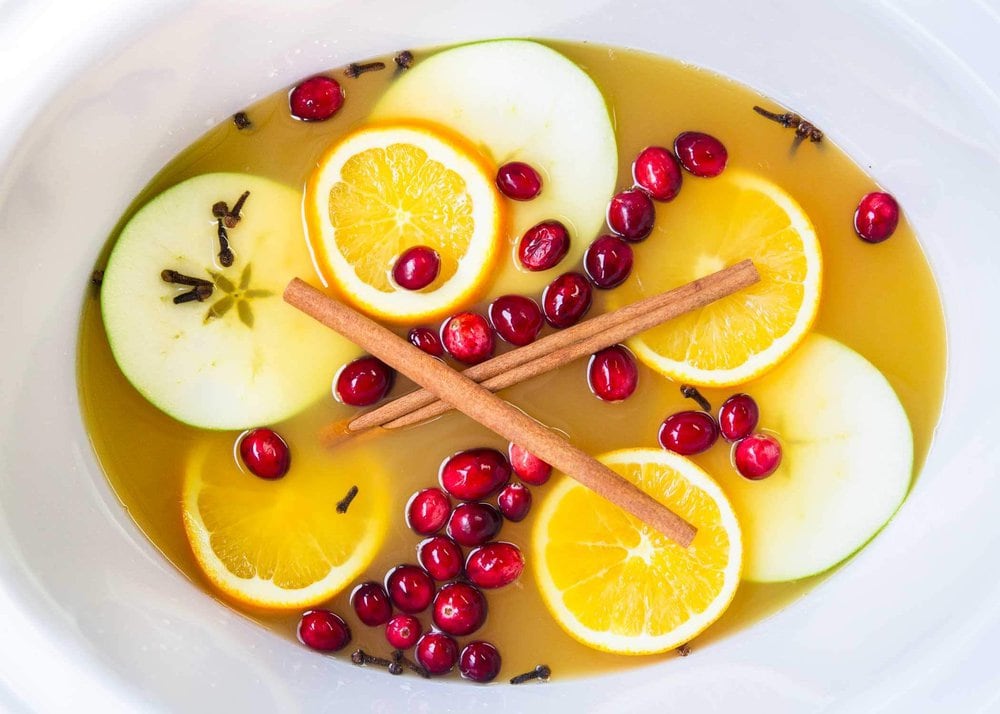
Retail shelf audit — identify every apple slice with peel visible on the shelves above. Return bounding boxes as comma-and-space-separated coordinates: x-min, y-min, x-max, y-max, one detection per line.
101, 173, 357, 430
373, 39, 618, 298
701, 334, 914, 582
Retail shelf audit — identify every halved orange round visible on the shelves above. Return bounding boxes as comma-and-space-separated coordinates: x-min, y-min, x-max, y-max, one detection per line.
182, 434, 387, 609
304, 122, 504, 323
611, 170, 822, 386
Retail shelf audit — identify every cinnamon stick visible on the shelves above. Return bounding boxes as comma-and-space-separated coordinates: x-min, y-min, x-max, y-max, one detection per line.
284, 278, 698, 548
325, 259, 759, 441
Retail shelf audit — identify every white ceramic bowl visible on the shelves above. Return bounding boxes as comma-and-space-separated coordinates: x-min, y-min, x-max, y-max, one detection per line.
2, 0, 999, 710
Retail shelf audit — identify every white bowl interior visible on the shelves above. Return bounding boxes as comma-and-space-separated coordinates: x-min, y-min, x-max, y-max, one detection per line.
2, 0, 1000, 710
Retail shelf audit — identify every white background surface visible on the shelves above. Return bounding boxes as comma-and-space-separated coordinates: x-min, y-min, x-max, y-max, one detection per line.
1, 0, 999, 711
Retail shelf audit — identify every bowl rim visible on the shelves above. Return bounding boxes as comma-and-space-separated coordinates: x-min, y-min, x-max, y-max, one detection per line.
2, 0, 1000, 711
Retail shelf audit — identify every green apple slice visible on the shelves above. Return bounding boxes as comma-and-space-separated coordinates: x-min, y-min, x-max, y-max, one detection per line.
701, 334, 914, 582
101, 173, 357, 430
373, 39, 618, 298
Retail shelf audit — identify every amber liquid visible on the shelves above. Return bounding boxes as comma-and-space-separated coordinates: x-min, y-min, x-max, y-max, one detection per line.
77, 41, 946, 680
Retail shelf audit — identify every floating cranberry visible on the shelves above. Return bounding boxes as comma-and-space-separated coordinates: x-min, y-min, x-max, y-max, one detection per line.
587, 345, 639, 402
297, 610, 351, 652
718, 393, 760, 442
465, 542, 524, 589
447, 502, 502, 547
584, 234, 634, 289
439, 448, 511, 501
408, 327, 444, 357
406, 488, 451, 535
459, 641, 502, 683
238, 428, 291, 480
289, 76, 344, 122
518, 220, 570, 271
542, 272, 592, 328
607, 188, 655, 242
385, 614, 422, 650
497, 482, 532, 521
334, 356, 394, 406
508, 443, 552, 485
854, 191, 899, 243
392, 246, 440, 290
417, 535, 464, 581
734, 433, 783, 480
632, 146, 683, 201
674, 131, 728, 177
415, 632, 459, 675
350, 581, 393, 626
489, 295, 543, 346
658, 410, 719, 455
496, 161, 542, 200
384, 564, 435, 614
441, 312, 495, 365
432, 582, 487, 636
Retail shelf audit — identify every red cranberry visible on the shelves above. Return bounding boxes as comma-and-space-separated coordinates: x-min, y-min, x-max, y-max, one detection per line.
854, 191, 899, 243
415, 632, 459, 675
518, 220, 570, 271
632, 146, 683, 201
408, 327, 444, 357
432, 582, 487, 636
439, 448, 511, 501
587, 345, 639, 402
406, 488, 451, 535
459, 641, 502, 683
417, 536, 464, 581
607, 188, 655, 242
674, 131, 728, 177
297, 610, 351, 651
508, 443, 552, 485
542, 272, 592, 328
584, 234, 634, 289
718, 393, 760, 442
350, 581, 393, 626
334, 356, 394, 406
441, 312, 495, 365
734, 433, 782, 480
658, 411, 719, 455
489, 295, 543, 346
496, 161, 542, 200
238, 428, 290, 479
384, 565, 435, 614
289, 76, 344, 122
447, 503, 502, 547
392, 246, 440, 290
497, 482, 531, 521
465, 542, 524, 589
385, 614, 422, 650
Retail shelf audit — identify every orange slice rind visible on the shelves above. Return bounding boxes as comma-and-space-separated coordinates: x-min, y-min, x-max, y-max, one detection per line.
532, 448, 742, 653
305, 122, 504, 323
613, 170, 822, 386
182, 435, 387, 609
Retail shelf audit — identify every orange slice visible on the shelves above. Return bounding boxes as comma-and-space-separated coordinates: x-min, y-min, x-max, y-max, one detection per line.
182, 434, 387, 609
305, 122, 504, 323
532, 448, 742, 654
611, 170, 822, 386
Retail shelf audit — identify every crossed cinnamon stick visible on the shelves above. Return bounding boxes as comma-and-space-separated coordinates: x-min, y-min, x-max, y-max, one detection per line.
284, 259, 759, 548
